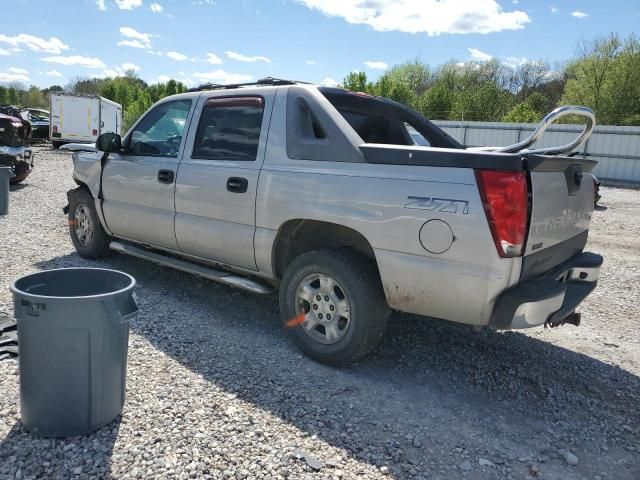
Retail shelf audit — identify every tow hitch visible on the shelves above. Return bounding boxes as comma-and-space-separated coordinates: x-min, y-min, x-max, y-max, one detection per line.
545, 312, 581, 328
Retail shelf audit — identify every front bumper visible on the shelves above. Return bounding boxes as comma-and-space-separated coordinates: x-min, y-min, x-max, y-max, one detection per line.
490, 252, 603, 329
0, 145, 34, 162
30, 125, 49, 140
0, 145, 34, 181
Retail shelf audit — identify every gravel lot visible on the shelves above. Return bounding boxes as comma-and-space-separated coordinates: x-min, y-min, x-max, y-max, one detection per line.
0, 146, 638, 480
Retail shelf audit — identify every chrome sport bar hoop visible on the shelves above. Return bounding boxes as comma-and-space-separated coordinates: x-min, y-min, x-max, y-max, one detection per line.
496, 105, 596, 155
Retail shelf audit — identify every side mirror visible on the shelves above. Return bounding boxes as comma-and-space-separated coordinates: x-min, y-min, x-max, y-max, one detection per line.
96, 132, 122, 152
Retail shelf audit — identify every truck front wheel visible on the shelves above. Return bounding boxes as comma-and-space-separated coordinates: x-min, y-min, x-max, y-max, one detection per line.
68, 188, 112, 259
279, 249, 390, 366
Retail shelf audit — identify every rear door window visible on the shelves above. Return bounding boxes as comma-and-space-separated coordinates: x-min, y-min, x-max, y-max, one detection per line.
192, 97, 264, 161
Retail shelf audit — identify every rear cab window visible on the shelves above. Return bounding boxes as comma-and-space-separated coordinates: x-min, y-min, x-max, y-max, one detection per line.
319, 88, 460, 149
192, 97, 264, 161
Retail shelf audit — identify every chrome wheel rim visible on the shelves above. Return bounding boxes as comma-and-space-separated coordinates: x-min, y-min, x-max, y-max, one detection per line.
295, 273, 351, 345
74, 203, 94, 247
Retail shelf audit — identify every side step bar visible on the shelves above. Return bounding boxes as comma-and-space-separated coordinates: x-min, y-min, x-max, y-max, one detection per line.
109, 241, 272, 294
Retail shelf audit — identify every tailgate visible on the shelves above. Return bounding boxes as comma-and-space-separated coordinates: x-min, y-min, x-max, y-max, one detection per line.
521, 155, 597, 280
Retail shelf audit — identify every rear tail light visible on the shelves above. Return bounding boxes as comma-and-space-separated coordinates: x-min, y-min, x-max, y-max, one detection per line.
52, 126, 58, 133
475, 170, 529, 258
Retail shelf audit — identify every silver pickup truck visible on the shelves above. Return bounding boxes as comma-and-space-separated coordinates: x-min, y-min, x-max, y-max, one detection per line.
66, 77, 603, 365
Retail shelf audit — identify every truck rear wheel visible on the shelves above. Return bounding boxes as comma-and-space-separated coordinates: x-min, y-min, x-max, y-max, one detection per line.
279, 249, 390, 366
68, 188, 112, 259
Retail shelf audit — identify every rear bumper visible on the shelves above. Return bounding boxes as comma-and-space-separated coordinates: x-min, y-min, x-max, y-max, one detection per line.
490, 252, 603, 329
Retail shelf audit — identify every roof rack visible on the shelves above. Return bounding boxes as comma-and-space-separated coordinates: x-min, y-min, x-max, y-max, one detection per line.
187, 76, 308, 92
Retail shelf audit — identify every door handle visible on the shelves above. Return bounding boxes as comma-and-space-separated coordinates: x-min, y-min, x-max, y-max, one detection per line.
157, 169, 175, 184
227, 177, 248, 193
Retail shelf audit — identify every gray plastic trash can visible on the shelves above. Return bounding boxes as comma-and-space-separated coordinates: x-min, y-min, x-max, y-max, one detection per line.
0, 167, 15, 216
10, 268, 137, 437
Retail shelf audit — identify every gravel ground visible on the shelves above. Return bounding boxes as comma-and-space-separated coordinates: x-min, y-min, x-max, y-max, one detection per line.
0, 146, 638, 480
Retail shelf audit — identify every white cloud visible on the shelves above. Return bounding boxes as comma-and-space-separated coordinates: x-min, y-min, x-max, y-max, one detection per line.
307, 60, 317, 65
550, 6, 558, 14
571, 10, 588, 18
468, 47, 493, 61
96, 0, 106, 10
206, 53, 223, 64
44, 70, 63, 77
115, 0, 143, 10
156, 74, 172, 83
118, 27, 153, 49
364, 61, 388, 70
150, 3, 163, 12
101, 62, 142, 78
503, 56, 528, 69
0, 69, 30, 82
121, 62, 141, 71
167, 51, 188, 61
192, 70, 253, 84
0, 33, 69, 54
118, 40, 148, 49
322, 77, 339, 87
119, 27, 152, 43
225, 50, 271, 63
0, 47, 9, 56
41, 55, 106, 68
101, 69, 120, 78
295, 0, 530, 36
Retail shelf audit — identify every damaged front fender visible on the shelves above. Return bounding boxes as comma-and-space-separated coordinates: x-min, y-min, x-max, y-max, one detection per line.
1, 105, 34, 184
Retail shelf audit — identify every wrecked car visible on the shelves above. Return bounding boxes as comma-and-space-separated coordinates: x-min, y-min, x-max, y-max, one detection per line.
66, 79, 603, 365
0, 105, 34, 184
21, 108, 50, 141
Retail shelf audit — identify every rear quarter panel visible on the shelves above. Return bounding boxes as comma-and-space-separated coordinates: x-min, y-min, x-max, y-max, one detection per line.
257, 89, 519, 325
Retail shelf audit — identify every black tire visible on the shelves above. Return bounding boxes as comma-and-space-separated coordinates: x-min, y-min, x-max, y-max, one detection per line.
9, 161, 32, 184
51, 141, 63, 149
68, 188, 112, 259
279, 249, 390, 366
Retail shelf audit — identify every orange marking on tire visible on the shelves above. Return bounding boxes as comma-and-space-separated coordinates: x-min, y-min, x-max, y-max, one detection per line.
68, 219, 76, 226
285, 313, 306, 328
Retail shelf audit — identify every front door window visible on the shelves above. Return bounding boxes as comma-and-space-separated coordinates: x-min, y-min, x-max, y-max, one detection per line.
128, 100, 192, 157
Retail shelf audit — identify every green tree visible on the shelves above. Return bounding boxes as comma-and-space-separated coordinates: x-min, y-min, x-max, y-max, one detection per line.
341, 72, 372, 93
24, 86, 46, 108
383, 60, 432, 94
502, 92, 549, 123
561, 34, 623, 123
372, 75, 416, 107
451, 82, 513, 121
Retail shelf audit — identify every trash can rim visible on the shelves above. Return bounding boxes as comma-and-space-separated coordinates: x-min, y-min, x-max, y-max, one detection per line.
10, 267, 136, 302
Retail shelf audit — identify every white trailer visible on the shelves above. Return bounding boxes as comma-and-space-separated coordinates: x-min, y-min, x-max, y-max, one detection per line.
49, 93, 122, 148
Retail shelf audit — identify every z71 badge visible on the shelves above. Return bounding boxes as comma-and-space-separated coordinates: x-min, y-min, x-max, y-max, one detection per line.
404, 196, 469, 214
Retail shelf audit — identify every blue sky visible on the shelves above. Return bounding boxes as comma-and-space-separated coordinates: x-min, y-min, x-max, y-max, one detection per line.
1, 0, 639, 88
